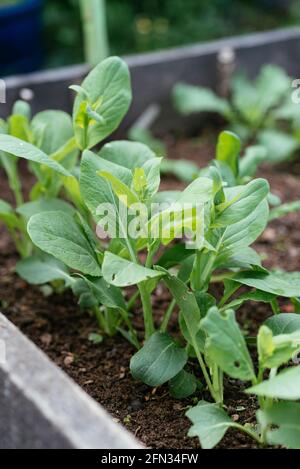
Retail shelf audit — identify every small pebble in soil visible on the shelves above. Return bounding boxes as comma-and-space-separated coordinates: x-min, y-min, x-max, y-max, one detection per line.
63, 354, 75, 366
40, 332, 52, 347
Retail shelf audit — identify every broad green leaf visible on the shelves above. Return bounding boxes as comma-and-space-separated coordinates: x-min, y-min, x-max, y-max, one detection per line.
80, 149, 136, 251
80, 148, 131, 216
98, 170, 139, 206
220, 199, 269, 250
221, 289, 276, 312
195, 292, 216, 317
141, 157, 162, 200
100, 140, 161, 200
230, 270, 300, 298
258, 130, 299, 163
152, 191, 181, 205
16, 253, 73, 286
0, 135, 72, 177
214, 246, 262, 270
102, 252, 163, 287
27, 211, 101, 276
257, 326, 300, 369
146, 177, 213, 246
73, 57, 132, 149
247, 366, 300, 400
163, 274, 202, 347
31, 110, 74, 155
157, 244, 194, 269
257, 402, 300, 449
231, 72, 259, 124
161, 158, 199, 183
17, 198, 75, 221
99, 140, 156, 169
8, 115, 31, 141
215, 179, 269, 227
199, 165, 224, 201
80, 276, 126, 310
255, 65, 291, 114
269, 200, 300, 221
0, 199, 20, 228
177, 176, 213, 204
130, 331, 187, 386
201, 307, 255, 381
187, 401, 234, 449
60, 174, 85, 211
216, 131, 240, 176
239, 145, 267, 179
148, 202, 204, 247
265, 314, 300, 335
173, 83, 231, 117
212, 159, 236, 188
169, 370, 198, 399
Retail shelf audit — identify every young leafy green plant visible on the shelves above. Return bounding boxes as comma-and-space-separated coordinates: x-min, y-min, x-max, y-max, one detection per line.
0, 57, 137, 340
125, 149, 300, 404
186, 309, 300, 449
0, 101, 76, 257
212, 130, 300, 218
0, 56, 131, 259
173, 64, 300, 163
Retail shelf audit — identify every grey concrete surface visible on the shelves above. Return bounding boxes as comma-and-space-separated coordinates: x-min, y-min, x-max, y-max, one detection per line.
0, 313, 142, 449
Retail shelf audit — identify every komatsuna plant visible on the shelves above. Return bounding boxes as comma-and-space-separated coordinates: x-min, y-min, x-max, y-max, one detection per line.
211, 130, 300, 218
25, 127, 300, 403
173, 64, 300, 163
0, 56, 131, 259
186, 309, 300, 449
0, 57, 135, 339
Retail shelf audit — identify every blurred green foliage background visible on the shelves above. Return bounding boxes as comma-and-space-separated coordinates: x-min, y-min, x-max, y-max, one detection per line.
44, 0, 300, 68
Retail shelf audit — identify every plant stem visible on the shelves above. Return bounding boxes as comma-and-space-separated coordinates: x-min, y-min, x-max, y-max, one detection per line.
127, 290, 139, 311
50, 137, 78, 162
160, 298, 176, 332
231, 423, 263, 445
193, 341, 219, 402
192, 250, 202, 291
271, 299, 280, 315
138, 282, 155, 340
119, 308, 140, 349
93, 306, 109, 335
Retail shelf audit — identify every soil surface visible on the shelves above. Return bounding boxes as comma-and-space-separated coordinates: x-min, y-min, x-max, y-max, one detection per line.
1, 135, 300, 449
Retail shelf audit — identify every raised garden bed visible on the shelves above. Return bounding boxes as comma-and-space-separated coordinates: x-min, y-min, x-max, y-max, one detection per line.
1, 27, 300, 450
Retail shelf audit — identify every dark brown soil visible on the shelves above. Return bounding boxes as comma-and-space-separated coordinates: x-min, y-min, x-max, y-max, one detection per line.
1, 137, 300, 449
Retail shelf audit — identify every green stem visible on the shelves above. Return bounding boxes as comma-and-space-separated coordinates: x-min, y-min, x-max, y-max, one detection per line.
218, 284, 240, 309
127, 290, 139, 311
93, 306, 109, 335
231, 423, 263, 445
199, 251, 217, 291
271, 299, 280, 315
50, 137, 78, 162
12, 180, 23, 207
160, 298, 176, 332
138, 282, 155, 340
193, 341, 219, 402
192, 250, 202, 291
